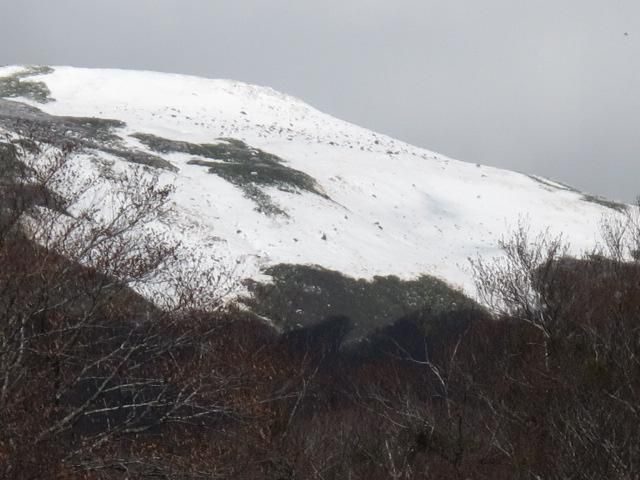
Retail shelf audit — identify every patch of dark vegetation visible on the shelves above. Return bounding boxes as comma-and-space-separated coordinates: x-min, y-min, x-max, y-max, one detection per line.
132, 132, 326, 215
0, 99, 123, 147
243, 263, 478, 341
0, 66, 54, 103
581, 193, 628, 212
528, 174, 627, 212
0, 141, 22, 179
275, 310, 479, 371
241, 183, 287, 216
0, 99, 176, 171
60, 116, 126, 143
280, 315, 352, 359
187, 158, 321, 195
351, 308, 482, 363
0, 140, 68, 227
527, 174, 575, 192
100, 146, 177, 171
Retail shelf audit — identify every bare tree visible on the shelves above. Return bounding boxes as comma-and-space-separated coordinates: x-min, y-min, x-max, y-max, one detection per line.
468, 214, 640, 479
0, 131, 241, 478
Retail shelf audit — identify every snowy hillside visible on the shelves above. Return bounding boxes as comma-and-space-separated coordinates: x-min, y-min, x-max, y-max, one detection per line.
0, 65, 625, 296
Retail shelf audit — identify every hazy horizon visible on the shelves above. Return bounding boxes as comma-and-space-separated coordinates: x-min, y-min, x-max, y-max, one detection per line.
2, 0, 639, 201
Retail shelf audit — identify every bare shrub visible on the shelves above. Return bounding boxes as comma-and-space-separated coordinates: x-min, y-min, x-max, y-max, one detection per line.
0, 132, 240, 478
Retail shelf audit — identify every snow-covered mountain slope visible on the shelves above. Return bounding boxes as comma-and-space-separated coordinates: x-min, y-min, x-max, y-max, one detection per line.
0, 65, 625, 295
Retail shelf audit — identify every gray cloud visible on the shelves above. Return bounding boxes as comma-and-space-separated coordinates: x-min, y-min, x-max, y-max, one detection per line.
2, 0, 639, 201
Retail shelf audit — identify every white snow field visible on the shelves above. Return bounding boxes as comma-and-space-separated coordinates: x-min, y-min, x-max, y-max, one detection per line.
0, 65, 624, 295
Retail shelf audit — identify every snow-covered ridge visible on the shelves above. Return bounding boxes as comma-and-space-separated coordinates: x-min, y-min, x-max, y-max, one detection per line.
0, 65, 626, 294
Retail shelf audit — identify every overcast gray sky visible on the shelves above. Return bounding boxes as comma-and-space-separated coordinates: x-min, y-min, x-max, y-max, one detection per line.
2, 0, 639, 201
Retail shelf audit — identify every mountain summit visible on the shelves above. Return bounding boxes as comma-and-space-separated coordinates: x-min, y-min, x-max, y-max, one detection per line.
0, 65, 622, 297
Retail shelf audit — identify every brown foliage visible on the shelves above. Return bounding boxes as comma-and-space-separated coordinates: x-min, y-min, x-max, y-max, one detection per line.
2, 134, 640, 478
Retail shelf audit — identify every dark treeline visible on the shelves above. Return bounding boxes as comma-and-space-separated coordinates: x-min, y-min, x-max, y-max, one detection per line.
1, 134, 639, 479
